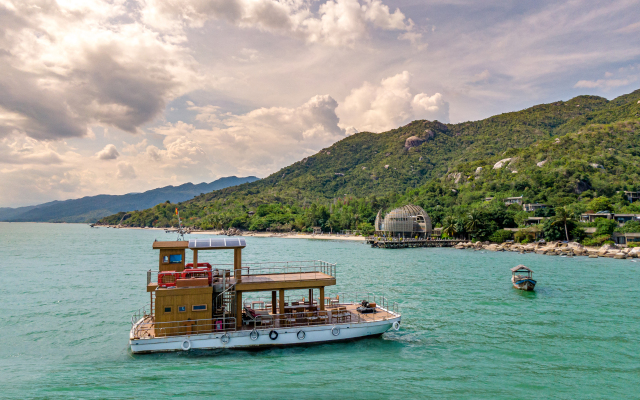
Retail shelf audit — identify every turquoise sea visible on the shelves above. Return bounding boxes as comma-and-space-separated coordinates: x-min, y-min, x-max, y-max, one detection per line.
1, 222, 638, 399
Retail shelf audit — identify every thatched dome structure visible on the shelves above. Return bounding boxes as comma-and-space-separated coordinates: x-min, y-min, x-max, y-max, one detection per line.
374, 204, 432, 238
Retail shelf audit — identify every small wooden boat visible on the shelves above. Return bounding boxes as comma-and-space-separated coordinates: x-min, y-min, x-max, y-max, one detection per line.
511, 265, 536, 291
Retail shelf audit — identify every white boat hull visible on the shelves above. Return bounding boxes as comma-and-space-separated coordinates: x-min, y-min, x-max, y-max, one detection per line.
130, 315, 401, 354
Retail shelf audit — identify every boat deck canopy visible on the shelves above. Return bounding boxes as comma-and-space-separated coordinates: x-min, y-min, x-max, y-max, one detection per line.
189, 238, 246, 249
152, 240, 188, 249
511, 264, 533, 273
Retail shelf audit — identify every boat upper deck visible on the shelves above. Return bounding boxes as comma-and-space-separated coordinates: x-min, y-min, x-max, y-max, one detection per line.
148, 260, 337, 292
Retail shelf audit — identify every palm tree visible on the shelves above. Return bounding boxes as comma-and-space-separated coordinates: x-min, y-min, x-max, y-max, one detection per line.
455, 217, 468, 240
465, 210, 483, 233
442, 216, 457, 238
552, 206, 571, 241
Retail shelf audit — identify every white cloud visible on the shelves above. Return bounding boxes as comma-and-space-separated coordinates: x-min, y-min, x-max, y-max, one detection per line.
574, 65, 639, 89
96, 144, 120, 160
140, 0, 414, 47
337, 71, 449, 133
116, 162, 137, 179
0, 0, 201, 140
146, 95, 346, 177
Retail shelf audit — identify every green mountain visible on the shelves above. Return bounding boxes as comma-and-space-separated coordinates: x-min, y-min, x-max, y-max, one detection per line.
2, 176, 259, 223
97, 89, 640, 235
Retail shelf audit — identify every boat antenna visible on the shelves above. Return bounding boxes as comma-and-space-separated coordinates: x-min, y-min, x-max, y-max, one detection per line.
175, 207, 185, 241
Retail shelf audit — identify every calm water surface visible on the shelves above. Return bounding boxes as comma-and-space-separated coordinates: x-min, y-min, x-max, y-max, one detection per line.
1, 222, 638, 399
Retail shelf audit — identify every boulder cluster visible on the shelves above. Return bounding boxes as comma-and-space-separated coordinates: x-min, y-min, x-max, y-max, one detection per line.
454, 241, 640, 259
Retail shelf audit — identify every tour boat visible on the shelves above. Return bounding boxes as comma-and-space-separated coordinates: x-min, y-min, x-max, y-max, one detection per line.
511, 265, 536, 291
129, 238, 401, 353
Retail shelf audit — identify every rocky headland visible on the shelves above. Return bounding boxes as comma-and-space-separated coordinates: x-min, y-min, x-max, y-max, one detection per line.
455, 241, 640, 259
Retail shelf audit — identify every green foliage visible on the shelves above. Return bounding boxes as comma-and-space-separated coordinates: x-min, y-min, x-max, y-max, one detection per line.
588, 197, 613, 212
616, 220, 640, 233
582, 235, 611, 247
358, 222, 374, 236
595, 218, 618, 236
489, 229, 514, 243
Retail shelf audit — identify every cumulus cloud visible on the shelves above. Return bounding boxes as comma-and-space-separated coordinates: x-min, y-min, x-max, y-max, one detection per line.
0, 133, 65, 165
337, 71, 449, 133
116, 162, 137, 179
0, 0, 200, 141
96, 144, 120, 160
141, 0, 414, 46
146, 95, 346, 177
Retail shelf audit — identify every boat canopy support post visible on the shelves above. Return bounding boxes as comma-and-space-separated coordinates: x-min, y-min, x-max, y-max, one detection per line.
319, 286, 325, 311
234, 248, 242, 283
193, 249, 198, 267
279, 289, 285, 314
271, 291, 277, 314
236, 291, 243, 328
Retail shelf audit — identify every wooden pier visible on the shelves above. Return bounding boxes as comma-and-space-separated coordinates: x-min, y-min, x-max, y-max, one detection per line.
366, 237, 468, 249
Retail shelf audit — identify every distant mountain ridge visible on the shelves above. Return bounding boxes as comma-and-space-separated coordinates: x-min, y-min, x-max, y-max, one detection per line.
0, 176, 259, 223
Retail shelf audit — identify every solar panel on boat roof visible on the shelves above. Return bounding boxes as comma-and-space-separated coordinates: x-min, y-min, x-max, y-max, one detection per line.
188, 238, 246, 248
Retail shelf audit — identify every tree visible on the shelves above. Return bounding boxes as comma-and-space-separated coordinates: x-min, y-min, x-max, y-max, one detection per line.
465, 210, 483, 232
551, 206, 571, 241
595, 218, 618, 236
442, 216, 457, 238
588, 196, 613, 213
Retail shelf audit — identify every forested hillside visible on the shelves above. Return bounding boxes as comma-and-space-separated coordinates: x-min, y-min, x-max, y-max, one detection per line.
98, 89, 640, 242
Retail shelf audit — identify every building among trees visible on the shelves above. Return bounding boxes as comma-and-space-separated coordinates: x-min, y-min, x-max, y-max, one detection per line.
374, 204, 432, 238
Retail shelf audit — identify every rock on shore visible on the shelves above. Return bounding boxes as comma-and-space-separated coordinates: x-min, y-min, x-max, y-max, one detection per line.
454, 240, 638, 259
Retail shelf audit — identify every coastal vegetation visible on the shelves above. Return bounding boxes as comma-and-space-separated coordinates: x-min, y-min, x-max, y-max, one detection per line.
98, 89, 640, 246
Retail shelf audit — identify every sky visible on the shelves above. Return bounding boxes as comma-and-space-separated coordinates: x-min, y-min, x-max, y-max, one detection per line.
1, 0, 640, 207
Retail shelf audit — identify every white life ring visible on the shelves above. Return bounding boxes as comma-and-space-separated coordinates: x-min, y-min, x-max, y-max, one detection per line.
297, 330, 306, 340
331, 326, 340, 336
221, 333, 230, 344
250, 329, 259, 341
393, 321, 400, 331
181, 339, 191, 351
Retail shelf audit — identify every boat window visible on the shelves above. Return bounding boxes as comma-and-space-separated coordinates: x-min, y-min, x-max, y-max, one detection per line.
178, 306, 186, 312
164, 307, 172, 313
162, 256, 169, 263
169, 254, 182, 264
192, 304, 207, 311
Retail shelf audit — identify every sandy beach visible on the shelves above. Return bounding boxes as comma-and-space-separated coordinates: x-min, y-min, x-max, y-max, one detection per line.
98, 225, 366, 242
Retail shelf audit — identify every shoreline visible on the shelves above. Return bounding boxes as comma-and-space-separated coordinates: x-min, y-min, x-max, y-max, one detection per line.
95, 225, 366, 242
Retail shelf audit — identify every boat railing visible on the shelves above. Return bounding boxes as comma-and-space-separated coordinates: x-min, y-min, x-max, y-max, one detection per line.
334, 292, 400, 315
131, 304, 151, 326
235, 260, 336, 279
147, 260, 336, 286
242, 307, 396, 330
132, 317, 238, 339
242, 292, 399, 315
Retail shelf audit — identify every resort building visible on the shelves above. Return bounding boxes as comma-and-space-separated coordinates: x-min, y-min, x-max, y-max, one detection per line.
580, 212, 640, 224
613, 232, 640, 245
374, 204, 432, 238
624, 191, 640, 203
523, 203, 547, 212
504, 196, 523, 206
